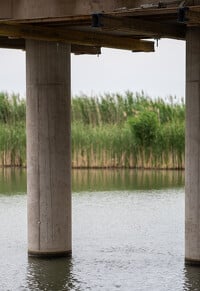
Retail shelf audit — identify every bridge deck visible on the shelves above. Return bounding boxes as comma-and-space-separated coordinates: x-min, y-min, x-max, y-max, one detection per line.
0, 2, 199, 53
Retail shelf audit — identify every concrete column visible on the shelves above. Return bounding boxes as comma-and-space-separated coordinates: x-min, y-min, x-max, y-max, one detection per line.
26, 40, 71, 257
185, 27, 200, 265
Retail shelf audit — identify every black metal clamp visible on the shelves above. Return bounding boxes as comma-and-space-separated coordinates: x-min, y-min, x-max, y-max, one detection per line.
178, 6, 189, 23
92, 13, 104, 28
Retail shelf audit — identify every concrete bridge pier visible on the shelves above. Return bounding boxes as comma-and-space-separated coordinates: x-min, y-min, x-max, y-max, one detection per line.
26, 40, 72, 257
185, 27, 200, 265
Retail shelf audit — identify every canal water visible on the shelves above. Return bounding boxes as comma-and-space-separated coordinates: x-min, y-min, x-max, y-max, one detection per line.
0, 169, 200, 291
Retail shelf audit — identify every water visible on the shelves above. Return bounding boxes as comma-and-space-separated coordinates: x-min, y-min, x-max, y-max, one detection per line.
0, 168, 200, 291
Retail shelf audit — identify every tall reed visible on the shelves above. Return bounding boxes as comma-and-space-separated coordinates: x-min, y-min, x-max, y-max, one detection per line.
71, 92, 185, 169
0, 91, 185, 169
0, 93, 26, 167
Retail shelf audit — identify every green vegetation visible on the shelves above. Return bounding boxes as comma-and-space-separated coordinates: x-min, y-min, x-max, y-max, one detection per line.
0, 91, 185, 169
71, 92, 185, 169
0, 93, 26, 167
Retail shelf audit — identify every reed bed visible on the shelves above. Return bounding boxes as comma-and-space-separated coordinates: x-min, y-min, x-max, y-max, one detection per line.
0, 91, 185, 169
72, 92, 185, 169
0, 93, 26, 167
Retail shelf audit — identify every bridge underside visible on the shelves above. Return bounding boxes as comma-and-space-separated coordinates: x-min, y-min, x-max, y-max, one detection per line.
0, 1, 199, 53
0, 1, 200, 263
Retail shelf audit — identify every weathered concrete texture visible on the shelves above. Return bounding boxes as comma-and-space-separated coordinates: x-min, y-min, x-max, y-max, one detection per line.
185, 27, 200, 265
0, 1, 12, 18
26, 40, 71, 256
0, 0, 175, 19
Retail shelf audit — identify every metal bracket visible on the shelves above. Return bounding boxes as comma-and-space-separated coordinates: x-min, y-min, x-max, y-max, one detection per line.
92, 13, 103, 27
178, 7, 189, 22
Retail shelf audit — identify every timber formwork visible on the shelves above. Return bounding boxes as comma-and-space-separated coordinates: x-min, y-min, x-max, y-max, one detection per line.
0, 1, 199, 53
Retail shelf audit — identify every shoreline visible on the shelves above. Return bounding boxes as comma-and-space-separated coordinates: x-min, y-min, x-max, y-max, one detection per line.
0, 165, 185, 170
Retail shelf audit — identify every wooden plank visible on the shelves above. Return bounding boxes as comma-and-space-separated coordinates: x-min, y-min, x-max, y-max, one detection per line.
8, 15, 92, 26
190, 5, 200, 12
0, 37, 25, 50
177, 6, 200, 25
0, 1, 199, 24
0, 5, 199, 27
0, 23, 154, 52
187, 10, 200, 25
94, 14, 186, 39
71, 44, 101, 55
112, 6, 179, 17
0, 36, 101, 54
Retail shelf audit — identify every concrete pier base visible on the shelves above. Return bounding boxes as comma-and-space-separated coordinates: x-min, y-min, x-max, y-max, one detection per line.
26, 40, 71, 257
185, 27, 200, 265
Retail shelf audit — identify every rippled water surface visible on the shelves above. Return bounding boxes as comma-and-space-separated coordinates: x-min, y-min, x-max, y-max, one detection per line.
0, 169, 200, 290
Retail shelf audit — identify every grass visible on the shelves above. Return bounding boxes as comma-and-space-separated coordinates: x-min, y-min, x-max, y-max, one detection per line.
0, 91, 185, 169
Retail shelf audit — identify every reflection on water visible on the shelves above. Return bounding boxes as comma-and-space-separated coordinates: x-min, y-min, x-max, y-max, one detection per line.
3, 168, 200, 291
184, 266, 200, 291
0, 168, 184, 195
72, 169, 184, 191
0, 168, 26, 195
27, 257, 80, 291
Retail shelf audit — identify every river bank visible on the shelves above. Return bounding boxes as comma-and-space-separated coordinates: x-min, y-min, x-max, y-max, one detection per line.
0, 91, 185, 169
